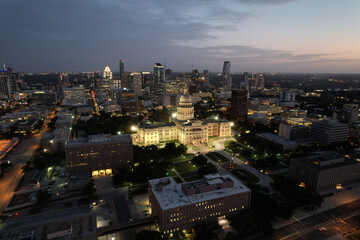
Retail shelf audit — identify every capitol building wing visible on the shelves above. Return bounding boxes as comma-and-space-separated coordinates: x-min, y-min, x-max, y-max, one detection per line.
137, 93, 231, 146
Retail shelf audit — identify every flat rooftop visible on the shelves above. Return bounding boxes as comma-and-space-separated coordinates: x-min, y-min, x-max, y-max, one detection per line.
292, 151, 359, 169
149, 174, 250, 210
257, 132, 297, 146
66, 134, 131, 145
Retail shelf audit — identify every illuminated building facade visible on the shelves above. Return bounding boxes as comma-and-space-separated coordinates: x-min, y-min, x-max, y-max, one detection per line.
149, 174, 251, 233
137, 93, 232, 145
65, 134, 133, 176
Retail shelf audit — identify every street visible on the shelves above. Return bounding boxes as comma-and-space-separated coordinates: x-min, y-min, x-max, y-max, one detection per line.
0, 122, 47, 212
263, 199, 360, 240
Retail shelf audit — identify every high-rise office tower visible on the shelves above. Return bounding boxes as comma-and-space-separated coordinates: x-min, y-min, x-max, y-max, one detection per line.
119, 58, 126, 87
165, 69, 172, 81
243, 72, 249, 88
203, 69, 209, 87
222, 61, 232, 89
153, 63, 165, 83
103, 66, 113, 79
229, 89, 248, 120
141, 71, 152, 88
0, 68, 17, 99
129, 72, 142, 97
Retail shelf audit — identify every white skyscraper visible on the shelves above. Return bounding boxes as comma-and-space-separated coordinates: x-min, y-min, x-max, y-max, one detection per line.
103, 66, 113, 79
222, 61, 232, 89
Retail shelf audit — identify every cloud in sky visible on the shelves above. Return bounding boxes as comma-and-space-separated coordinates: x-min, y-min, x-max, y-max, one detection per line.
0, 0, 359, 73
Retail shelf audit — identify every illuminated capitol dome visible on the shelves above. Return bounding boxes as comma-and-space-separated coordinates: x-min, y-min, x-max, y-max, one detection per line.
177, 92, 194, 121
137, 89, 232, 146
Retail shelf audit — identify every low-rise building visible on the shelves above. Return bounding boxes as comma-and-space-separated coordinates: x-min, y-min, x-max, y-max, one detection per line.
149, 174, 251, 234
55, 115, 74, 129
289, 151, 360, 194
256, 132, 298, 151
42, 128, 71, 152
311, 119, 348, 145
279, 123, 311, 146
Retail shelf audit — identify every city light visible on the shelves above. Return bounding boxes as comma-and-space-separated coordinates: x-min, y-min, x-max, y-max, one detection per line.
117, 131, 121, 135
230, 122, 234, 127
172, 113, 177, 118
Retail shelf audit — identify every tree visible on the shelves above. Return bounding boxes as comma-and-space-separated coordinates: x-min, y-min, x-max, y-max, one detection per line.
112, 167, 130, 186
83, 179, 96, 195
224, 232, 238, 240
198, 163, 217, 176
194, 224, 218, 240
135, 230, 163, 240
170, 231, 187, 240
36, 190, 51, 205
266, 155, 279, 165
192, 155, 208, 167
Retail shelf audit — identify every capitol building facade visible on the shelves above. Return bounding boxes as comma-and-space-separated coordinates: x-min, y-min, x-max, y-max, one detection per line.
137, 93, 232, 146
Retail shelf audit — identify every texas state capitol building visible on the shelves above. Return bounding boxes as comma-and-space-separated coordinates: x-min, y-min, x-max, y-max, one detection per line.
137, 92, 232, 146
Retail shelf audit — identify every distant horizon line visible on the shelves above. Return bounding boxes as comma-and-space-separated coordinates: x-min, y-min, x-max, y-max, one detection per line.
17, 71, 360, 75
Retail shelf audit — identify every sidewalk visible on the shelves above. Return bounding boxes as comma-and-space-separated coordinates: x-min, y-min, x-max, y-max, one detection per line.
273, 184, 360, 229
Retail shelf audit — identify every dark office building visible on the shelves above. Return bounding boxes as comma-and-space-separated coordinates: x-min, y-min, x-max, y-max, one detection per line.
229, 89, 248, 119
289, 151, 360, 194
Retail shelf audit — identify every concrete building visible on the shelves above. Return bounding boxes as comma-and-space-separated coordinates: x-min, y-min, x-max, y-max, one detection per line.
42, 128, 71, 153
162, 94, 181, 108
229, 89, 247, 120
77, 107, 94, 121
129, 72, 142, 97
12, 119, 40, 135
65, 134, 133, 176
149, 174, 251, 234
119, 58, 126, 88
154, 63, 165, 83
279, 123, 311, 146
311, 119, 348, 145
137, 93, 232, 145
289, 151, 360, 194
222, 61, 232, 89
31, 90, 57, 105
100, 101, 121, 114
256, 132, 298, 151
62, 86, 87, 106
55, 115, 74, 129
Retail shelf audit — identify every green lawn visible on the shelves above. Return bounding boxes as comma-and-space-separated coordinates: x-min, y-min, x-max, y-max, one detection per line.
171, 153, 195, 163
174, 163, 199, 173
206, 152, 230, 163
231, 168, 260, 184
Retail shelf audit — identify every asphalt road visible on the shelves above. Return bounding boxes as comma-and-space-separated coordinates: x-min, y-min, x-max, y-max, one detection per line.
0, 205, 90, 232
0, 125, 46, 212
262, 199, 360, 240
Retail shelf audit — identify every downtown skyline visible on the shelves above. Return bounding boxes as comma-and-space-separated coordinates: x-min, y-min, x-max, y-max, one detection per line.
1, 0, 360, 73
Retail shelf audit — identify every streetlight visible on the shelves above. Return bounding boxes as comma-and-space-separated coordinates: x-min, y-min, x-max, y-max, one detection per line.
117, 131, 121, 135
172, 113, 177, 118
230, 122, 234, 127
131, 126, 137, 132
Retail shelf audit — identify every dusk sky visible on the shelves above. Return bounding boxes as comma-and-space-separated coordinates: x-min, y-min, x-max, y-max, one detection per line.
1, 0, 360, 73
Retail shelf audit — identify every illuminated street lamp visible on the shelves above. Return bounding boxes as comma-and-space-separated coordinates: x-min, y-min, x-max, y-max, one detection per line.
131, 126, 137, 131
117, 131, 121, 135
172, 113, 177, 118
230, 122, 234, 127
